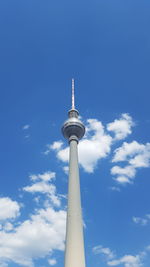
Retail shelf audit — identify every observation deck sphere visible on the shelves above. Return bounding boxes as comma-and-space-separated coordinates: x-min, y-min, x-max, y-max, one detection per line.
62, 116, 85, 140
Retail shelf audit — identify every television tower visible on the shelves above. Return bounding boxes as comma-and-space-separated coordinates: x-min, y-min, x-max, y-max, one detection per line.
62, 79, 86, 267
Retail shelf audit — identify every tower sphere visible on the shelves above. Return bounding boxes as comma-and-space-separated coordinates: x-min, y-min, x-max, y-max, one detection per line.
62, 109, 85, 140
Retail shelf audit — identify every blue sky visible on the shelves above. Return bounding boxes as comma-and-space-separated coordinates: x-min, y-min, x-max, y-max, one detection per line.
0, 0, 150, 266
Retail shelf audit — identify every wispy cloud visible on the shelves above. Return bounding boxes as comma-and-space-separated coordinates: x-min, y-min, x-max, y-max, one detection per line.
23, 171, 61, 207
110, 186, 121, 192
93, 245, 115, 260
22, 124, 30, 130
93, 245, 145, 267
48, 258, 57, 265
44, 141, 63, 155
63, 166, 69, 174
107, 254, 143, 267
133, 214, 150, 226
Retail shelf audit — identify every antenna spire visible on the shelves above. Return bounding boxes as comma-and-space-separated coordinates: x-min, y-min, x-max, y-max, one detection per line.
72, 78, 75, 110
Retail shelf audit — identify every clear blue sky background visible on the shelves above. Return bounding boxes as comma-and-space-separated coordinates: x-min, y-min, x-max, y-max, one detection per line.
0, 0, 150, 267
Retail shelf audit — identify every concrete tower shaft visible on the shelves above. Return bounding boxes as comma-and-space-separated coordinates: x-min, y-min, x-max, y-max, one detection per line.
62, 80, 86, 267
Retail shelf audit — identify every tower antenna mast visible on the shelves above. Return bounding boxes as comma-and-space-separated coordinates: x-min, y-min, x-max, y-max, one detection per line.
72, 78, 75, 110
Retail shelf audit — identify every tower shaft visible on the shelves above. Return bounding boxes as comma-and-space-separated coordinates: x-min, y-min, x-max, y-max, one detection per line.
62, 79, 86, 267
64, 137, 86, 267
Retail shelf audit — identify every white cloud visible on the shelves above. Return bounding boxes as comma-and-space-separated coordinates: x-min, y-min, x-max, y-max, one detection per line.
132, 214, 150, 226
93, 245, 115, 260
111, 165, 136, 184
111, 165, 136, 178
110, 186, 121, 192
25, 135, 30, 139
112, 141, 150, 165
22, 125, 30, 130
48, 114, 135, 173
51, 141, 63, 151
63, 166, 69, 174
0, 207, 66, 267
130, 149, 150, 168
3, 222, 14, 232
24, 182, 57, 197
0, 171, 66, 267
57, 147, 69, 163
111, 141, 150, 185
114, 175, 132, 184
0, 197, 20, 221
93, 245, 144, 267
44, 141, 63, 155
29, 171, 56, 182
48, 258, 57, 265
53, 119, 113, 173
107, 113, 134, 140
108, 254, 142, 267
23, 171, 60, 207
132, 217, 148, 226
